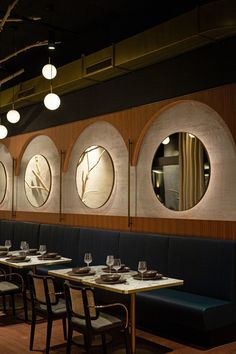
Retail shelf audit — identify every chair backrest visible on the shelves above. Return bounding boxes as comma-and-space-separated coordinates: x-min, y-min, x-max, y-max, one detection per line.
29, 273, 58, 308
64, 283, 98, 323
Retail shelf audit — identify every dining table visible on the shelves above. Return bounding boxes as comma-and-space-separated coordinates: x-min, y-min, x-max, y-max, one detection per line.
0, 252, 72, 273
48, 265, 183, 354
0, 251, 72, 319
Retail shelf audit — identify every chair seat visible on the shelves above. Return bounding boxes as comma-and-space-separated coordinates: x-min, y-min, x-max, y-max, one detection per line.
0, 281, 20, 293
72, 311, 123, 333
38, 298, 67, 315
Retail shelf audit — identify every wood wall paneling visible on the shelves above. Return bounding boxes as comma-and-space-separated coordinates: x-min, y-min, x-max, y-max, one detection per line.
0, 84, 235, 240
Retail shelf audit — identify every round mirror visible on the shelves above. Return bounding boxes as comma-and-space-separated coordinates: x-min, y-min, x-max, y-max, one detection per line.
0, 161, 7, 204
152, 132, 210, 211
24, 154, 52, 207
76, 145, 114, 208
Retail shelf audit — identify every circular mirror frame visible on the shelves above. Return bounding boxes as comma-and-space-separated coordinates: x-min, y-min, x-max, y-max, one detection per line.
0, 161, 7, 204
151, 132, 210, 211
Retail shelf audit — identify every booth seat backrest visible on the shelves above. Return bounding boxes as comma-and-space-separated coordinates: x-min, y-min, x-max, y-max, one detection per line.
168, 236, 236, 301
38, 224, 80, 266
118, 232, 169, 274
0, 220, 16, 246
77, 228, 120, 266
13, 221, 40, 250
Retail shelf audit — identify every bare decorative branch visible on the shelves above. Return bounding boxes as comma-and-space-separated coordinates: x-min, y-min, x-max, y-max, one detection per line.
0, 40, 48, 64
0, 0, 19, 32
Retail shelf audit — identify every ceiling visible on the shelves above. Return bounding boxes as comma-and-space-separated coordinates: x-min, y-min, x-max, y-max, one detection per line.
0, 0, 215, 90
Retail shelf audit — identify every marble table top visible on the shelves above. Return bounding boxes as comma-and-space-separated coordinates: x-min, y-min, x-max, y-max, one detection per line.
48, 265, 183, 294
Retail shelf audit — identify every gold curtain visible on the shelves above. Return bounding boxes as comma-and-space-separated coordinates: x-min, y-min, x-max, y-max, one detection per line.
179, 133, 205, 210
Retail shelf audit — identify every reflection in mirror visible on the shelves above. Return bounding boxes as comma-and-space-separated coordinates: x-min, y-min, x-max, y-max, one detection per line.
0, 161, 7, 204
152, 132, 210, 211
76, 146, 114, 208
24, 154, 51, 207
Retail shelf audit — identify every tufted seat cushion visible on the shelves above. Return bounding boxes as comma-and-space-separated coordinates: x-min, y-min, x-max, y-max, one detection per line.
0, 281, 19, 293
137, 288, 234, 331
38, 298, 67, 315
72, 311, 123, 332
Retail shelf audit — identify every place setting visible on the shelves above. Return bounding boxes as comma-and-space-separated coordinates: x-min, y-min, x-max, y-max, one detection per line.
37, 245, 62, 260
133, 261, 164, 281
96, 256, 127, 284
67, 253, 96, 276
5, 253, 31, 263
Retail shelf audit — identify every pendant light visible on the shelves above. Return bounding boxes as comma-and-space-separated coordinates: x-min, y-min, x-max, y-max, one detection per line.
6, 27, 20, 123
0, 123, 8, 139
43, 32, 60, 111
42, 57, 57, 80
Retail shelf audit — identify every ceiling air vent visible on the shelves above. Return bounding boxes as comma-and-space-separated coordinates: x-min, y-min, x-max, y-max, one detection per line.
86, 58, 113, 75
17, 86, 35, 99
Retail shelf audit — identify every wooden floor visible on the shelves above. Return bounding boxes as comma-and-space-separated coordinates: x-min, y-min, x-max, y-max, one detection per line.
1, 311, 236, 354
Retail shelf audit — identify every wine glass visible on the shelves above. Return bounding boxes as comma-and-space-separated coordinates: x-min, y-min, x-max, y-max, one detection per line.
113, 258, 121, 273
84, 253, 92, 268
5, 240, 12, 253
106, 255, 114, 273
20, 241, 27, 250
138, 261, 147, 281
39, 244, 47, 257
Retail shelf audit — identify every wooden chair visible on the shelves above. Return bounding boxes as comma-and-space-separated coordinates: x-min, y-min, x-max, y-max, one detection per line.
28, 273, 67, 354
64, 282, 130, 354
0, 267, 28, 320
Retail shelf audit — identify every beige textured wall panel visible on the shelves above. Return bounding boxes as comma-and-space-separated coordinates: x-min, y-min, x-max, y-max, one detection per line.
0, 144, 13, 211
63, 121, 128, 216
16, 135, 60, 212
136, 100, 236, 220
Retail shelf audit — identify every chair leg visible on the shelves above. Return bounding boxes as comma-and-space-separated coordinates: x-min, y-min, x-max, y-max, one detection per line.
66, 324, 73, 354
84, 333, 92, 354
22, 290, 28, 322
124, 328, 131, 354
11, 294, 16, 316
2, 295, 6, 311
46, 319, 53, 354
30, 312, 36, 350
62, 317, 67, 340
101, 333, 107, 354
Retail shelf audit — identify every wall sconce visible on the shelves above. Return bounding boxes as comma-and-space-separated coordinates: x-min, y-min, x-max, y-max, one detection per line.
162, 136, 170, 145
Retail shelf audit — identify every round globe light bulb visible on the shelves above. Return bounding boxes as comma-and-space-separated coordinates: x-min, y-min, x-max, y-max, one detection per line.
6, 109, 20, 123
42, 64, 57, 80
44, 93, 61, 110
0, 125, 8, 139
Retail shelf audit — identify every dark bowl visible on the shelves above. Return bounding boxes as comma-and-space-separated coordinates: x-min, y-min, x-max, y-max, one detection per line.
28, 248, 38, 254
45, 252, 58, 258
142, 270, 158, 278
0, 246, 8, 251
101, 274, 121, 282
72, 267, 90, 274
0, 250, 8, 256
11, 255, 26, 261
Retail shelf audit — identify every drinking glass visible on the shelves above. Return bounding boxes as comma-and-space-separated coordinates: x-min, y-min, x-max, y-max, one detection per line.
138, 261, 147, 281
39, 244, 47, 257
20, 241, 29, 253
106, 255, 114, 273
5, 240, 12, 252
20, 241, 27, 250
113, 258, 121, 273
84, 253, 92, 268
